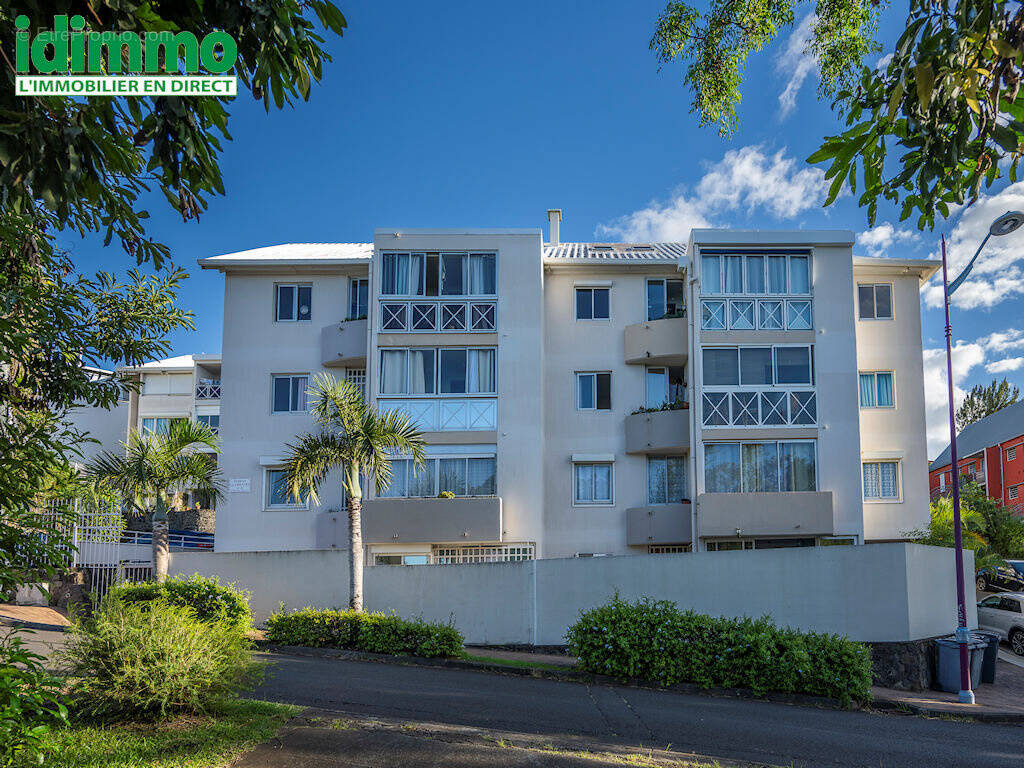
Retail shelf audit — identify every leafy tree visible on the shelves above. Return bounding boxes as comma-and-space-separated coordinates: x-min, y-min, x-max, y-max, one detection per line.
909, 481, 1024, 562
0, 1, 346, 602
961, 481, 1024, 558
955, 378, 1020, 431
282, 374, 425, 611
651, 0, 1024, 226
85, 420, 222, 582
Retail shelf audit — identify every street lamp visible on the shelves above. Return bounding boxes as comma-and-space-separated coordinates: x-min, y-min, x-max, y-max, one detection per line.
941, 210, 1024, 705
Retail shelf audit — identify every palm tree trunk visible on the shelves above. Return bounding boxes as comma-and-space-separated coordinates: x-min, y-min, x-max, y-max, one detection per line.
348, 495, 363, 611
152, 496, 169, 583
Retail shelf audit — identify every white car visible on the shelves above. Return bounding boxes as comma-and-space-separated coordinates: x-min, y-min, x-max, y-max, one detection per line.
977, 592, 1024, 656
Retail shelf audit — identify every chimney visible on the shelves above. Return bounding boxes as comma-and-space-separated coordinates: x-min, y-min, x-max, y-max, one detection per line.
547, 209, 562, 246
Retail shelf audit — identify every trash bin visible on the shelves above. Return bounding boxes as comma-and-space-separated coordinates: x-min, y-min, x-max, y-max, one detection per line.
934, 636, 987, 693
971, 631, 1000, 684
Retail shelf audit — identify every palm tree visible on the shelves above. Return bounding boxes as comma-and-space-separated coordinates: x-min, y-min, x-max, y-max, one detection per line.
85, 419, 221, 582
282, 373, 425, 611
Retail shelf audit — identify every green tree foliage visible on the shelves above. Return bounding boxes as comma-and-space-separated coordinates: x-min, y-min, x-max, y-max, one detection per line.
955, 378, 1021, 431
0, 0, 346, 602
0, 630, 68, 767
650, 0, 884, 135
282, 374, 425, 611
907, 481, 1024, 561
651, 0, 1024, 227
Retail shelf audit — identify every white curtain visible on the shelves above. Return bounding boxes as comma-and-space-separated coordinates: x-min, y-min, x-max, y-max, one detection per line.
292, 376, 308, 411
768, 256, 787, 294
468, 254, 485, 295
409, 254, 424, 296
408, 350, 432, 394
468, 349, 495, 393
380, 350, 407, 394
724, 256, 743, 293
646, 368, 666, 408
647, 458, 667, 504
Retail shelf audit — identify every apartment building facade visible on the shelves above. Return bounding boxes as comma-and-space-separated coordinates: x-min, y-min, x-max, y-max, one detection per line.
198, 219, 938, 560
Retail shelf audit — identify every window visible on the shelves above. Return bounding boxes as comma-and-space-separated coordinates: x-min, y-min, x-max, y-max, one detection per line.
432, 544, 535, 564
646, 279, 685, 320
645, 366, 686, 408
774, 346, 813, 385
381, 252, 495, 297
1010, 485, 1019, 501
701, 251, 811, 296
704, 441, 817, 493
379, 348, 494, 396
573, 463, 613, 505
576, 373, 611, 411
196, 414, 219, 435
648, 457, 687, 504
575, 287, 609, 320
272, 375, 309, 413
275, 284, 312, 322
859, 372, 894, 408
375, 554, 429, 566
1000, 597, 1023, 613
649, 544, 691, 554
349, 278, 369, 320
1008, 446, 1018, 461
702, 346, 813, 387
380, 457, 496, 498
858, 283, 893, 320
703, 348, 739, 385
141, 417, 184, 436
863, 461, 900, 500
706, 540, 754, 552
345, 368, 366, 398
265, 468, 307, 509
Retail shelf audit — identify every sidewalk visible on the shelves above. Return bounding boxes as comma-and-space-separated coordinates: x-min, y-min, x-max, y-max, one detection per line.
0, 604, 69, 630
872, 658, 1024, 721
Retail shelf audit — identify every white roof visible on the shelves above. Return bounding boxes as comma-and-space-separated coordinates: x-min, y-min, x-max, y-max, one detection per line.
120, 354, 221, 374
199, 243, 372, 269
543, 242, 686, 264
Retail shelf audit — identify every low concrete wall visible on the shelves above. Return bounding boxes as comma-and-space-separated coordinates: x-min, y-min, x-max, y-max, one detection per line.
168, 543, 974, 646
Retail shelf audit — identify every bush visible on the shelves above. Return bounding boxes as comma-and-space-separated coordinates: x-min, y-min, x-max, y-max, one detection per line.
108, 575, 252, 628
0, 631, 67, 767
265, 607, 463, 658
60, 597, 262, 719
565, 595, 872, 706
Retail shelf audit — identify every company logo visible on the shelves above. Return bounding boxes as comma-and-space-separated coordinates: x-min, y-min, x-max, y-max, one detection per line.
14, 15, 237, 97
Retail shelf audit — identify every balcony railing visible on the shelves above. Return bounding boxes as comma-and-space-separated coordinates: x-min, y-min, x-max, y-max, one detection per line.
702, 390, 816, 427
624, 316, 688, 366
378, 398, 497, 431
120, 529, 214, 551
379, 299, 496, 333
697, 491, 834, 538
195, 381, 221, 399
625, 408, 691, 454
360, 496, 503, 544
321, 318, 368, 367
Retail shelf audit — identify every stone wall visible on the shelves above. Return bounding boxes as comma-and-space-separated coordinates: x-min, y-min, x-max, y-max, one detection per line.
867, 639, 936, 691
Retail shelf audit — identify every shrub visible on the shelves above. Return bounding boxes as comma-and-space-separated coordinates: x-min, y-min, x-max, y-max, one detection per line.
565, 595, 872, 706
0, 630, 67, 767
265, 607, 463, 658
108, 575, 252, 628
60, 597, 262, 719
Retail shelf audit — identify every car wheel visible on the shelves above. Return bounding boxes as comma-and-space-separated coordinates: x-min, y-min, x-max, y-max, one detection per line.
1011, 629, 1024, 657
976, 575, 988, 591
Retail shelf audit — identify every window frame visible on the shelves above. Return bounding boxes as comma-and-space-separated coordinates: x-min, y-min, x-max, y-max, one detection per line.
700, 250, 812, 298
264, 467, 309, 511
380, 251, 497, 298
647, 456, 688, 505
862, 460, 902, 502
141, 416, 185, 436
859, 371, 896, 409
378, 454, 497, 498
572, 461, 614, 506
575, 371, 612, 411
349, 278, 369, 320
857, 283, 894, 321
575, 286, 611, 321
378, 347, 497, 397
646, 278, 685, 321
274, 283, 312, 323
195, 414, 220, 435
703, 440, 818, 494
271, 374, 310, 414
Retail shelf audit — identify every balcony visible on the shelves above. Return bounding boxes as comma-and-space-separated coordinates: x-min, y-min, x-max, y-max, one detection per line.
378, 398, 497, 431
626, 503, 692, 546
625, 407, 690, 454
624, 316, 688, 366
195, 380, 221, 400
320, 319, 367, 367
361, 496, 503, 544
697, 491, 834, 538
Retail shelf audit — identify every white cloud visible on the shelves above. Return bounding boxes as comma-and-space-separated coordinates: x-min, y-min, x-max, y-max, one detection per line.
776, 15, 817, 119
977, 328, 1024, 354
855, 222, 918, 257
987, 357, 1024, 373
596, 145, 825, 241
876, 53, 893, 70
921, 182, 1024, 310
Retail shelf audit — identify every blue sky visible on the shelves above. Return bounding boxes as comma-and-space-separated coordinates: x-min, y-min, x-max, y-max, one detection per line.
64, 1, 1024, 456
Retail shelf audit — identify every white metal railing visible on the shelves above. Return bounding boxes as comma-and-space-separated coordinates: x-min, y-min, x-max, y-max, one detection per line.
702, 390, 817, 427
378, 398, 497, 431
119, 529, 214, 551
380, 300, 496, 332
431, 543, 535, 564
701, 299, 813, 331
195, 380, 222, 399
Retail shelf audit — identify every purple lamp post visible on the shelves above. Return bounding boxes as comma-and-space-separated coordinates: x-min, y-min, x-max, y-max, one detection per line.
941, 210, 1024, 704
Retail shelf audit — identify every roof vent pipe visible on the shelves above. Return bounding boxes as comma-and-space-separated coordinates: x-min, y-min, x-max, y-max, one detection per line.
547, 209, 562, 246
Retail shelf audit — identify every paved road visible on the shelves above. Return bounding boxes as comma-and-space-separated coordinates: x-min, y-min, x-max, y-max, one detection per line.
251, 653, 1024, 768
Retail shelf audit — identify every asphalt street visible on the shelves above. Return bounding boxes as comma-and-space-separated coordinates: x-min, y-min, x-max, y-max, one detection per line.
251, 652, 1024, 768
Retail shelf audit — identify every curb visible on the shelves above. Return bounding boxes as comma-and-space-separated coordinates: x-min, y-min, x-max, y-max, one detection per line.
868, 696, 1024, 724
255, 641, 854, 712
0, 618, 68, 633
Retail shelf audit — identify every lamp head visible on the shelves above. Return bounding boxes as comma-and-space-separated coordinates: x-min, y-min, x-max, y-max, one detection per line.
989, 211, 1024, 236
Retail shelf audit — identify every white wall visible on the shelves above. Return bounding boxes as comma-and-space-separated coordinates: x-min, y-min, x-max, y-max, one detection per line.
65, 399, 130, 465
169, 543, 975, 644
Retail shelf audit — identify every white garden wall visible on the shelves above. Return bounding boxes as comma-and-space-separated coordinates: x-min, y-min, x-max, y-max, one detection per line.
169, 543, 974, 644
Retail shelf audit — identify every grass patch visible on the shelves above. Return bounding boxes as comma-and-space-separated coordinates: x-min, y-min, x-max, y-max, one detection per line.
461, 653, 572, 672
15, 699, 299, 768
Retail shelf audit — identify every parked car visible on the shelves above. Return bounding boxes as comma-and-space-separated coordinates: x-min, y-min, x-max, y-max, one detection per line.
975, 560, 1024, 592
977, 592, 1024, 656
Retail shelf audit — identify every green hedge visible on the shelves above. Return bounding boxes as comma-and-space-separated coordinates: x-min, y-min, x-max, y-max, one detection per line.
264, 607, 464, 658
565, 596, 872, 706
108, 575, 252, 629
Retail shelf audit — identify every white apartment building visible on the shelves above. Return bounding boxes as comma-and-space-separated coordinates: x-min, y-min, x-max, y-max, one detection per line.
198, 216, 938, 561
